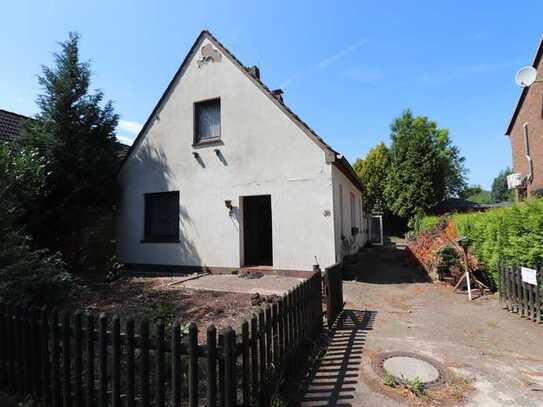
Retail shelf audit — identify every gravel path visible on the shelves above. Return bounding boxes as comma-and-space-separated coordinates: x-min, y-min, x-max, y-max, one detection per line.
299, 244, 543, 406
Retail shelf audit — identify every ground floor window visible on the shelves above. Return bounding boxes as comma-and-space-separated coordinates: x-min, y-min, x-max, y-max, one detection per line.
144, 191, 180, 242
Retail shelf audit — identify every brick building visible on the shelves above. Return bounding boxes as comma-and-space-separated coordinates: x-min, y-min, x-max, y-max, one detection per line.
505, 37, 543, 198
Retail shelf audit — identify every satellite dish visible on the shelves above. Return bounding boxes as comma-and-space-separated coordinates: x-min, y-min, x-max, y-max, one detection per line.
515, 66, 538, 87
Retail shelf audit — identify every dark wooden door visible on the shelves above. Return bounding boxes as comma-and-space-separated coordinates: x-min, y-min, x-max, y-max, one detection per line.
243, 195, 273, 266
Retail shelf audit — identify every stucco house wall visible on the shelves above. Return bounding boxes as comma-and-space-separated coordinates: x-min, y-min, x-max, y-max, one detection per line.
118, 31, 365, 272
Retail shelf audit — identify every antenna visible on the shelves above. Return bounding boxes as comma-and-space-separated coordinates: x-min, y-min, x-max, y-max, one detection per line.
515, 66, 538, 87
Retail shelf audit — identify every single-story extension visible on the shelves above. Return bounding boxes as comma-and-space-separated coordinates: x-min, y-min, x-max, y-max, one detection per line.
117, 30, 367, 273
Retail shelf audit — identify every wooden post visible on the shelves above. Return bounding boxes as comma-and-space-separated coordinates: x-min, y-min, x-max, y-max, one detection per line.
22, 308, 30, 396
126, 319, 135, 407
73, 311, 83, 407
98, 314, 108, 407
31, 308, 41, 398
537, 268, 542, 323
111, 315, 121, 407
206, 325, 217, 407
86, 314, 95, 407
140, 320, 150, 407
172, 323, 181, 407
277, 299, 285, 368
156, 321, 165, 407
265, 306, 272, 373
218, 333, 225, 407
271, 302, 279, 368
188, 322, 198, 407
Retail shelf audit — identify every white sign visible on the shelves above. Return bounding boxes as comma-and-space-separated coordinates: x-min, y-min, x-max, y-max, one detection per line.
521, 267, 538, 286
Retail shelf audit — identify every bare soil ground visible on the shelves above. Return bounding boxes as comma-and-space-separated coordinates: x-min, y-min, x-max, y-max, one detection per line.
62, 275, 271, 342
297, 244, 543, 407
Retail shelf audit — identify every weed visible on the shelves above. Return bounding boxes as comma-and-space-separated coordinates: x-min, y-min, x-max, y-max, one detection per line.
383, 369, 397, 387
401, 375, 426, 397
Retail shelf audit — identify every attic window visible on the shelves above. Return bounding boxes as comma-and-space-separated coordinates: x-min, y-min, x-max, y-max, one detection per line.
194, 98, 221, 145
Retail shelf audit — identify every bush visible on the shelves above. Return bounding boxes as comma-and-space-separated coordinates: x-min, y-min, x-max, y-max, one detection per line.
453, 198, 543, 283
0, 228, 75, 307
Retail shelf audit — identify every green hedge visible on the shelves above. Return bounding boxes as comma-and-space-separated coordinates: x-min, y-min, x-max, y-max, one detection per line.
453, 199, 543, 283
413, 199, 543, 284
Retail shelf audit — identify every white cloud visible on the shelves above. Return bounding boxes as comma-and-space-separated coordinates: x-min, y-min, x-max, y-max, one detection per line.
116, 134, 135, 146
118, 119, 143, 135
317, 39, 366, 68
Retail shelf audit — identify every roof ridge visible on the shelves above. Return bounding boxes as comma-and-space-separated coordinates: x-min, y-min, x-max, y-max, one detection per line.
0, 108, 32, 120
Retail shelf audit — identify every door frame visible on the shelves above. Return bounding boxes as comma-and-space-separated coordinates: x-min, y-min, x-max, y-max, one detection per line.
369, 214, 383, 245
239, 194, 273, 267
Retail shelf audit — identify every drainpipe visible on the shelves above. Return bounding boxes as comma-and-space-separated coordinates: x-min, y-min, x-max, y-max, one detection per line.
523, 122, 534, 183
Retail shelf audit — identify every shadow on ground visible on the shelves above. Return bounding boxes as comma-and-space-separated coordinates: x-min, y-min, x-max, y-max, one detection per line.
343, 245, 430, 284
297, 309, 376, 406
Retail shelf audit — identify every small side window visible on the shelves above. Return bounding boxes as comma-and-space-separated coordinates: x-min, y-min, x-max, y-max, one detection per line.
144, 191, 180, 242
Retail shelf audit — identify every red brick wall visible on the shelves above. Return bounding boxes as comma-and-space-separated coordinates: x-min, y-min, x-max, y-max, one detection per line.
509, 54, 543, 196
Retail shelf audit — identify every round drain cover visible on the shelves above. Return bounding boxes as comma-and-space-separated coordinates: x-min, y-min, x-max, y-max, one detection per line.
383, 356, 439, 383
373, 351, 448, 387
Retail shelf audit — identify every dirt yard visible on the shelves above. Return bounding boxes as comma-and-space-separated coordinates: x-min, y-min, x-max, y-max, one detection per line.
297, 244, 543, 407
62, 274, 289, 342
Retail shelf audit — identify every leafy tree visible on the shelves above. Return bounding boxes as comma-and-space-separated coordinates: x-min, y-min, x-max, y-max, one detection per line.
25, 32, 119, 271
353, 142, 390, 213
385, 110, 450, 218
0, 144, 74, 306
459, 184, 483, 200
468, 190, 494, 204
434, 128, 467, 198
491, 167, 513, 203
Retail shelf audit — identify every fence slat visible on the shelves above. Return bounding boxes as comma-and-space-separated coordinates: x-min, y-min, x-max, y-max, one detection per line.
223, 327, 235, 407
40, 307, 50, 405
140, 320, 150, 407
188, 322, 199, 407
126, 319, 135, 407
98, 314, 108, 407
112, 315, 121, 407
250, 315, 258, 405
206, 325, 217, 407
218, 333, 225, 407
73, 311, 83, 407
31, 308, 41, 399
241, 320, 250, 406
62, 312, 72, 407
258, 309, 266, 405
51, 310, 60, 407
86, 314, 94, 407
156, 321, 165, 407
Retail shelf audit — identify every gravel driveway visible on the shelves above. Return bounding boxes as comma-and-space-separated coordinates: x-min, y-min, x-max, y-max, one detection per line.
299, 244, 543, 406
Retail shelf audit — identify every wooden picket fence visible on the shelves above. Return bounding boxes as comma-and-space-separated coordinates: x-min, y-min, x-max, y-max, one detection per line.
499, 263, 542, 323
0, 272, 323, 407
323, 263, 344, 327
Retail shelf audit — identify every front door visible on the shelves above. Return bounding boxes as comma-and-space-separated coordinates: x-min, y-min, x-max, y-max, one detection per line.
242, 195, 273, 266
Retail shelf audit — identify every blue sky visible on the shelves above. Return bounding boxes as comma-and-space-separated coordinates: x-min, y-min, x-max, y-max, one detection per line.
1, 1, 542, 189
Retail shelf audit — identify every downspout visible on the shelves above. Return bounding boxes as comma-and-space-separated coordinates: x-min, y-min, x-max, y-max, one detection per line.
523, 122, 534, 183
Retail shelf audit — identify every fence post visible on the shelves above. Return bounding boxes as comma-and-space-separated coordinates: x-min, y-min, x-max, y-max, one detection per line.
156, 321, 165, 407
31, 308, 41, 399
140, 320, 150, 407
537, 267, 542, 323
112, 315, 121, 407
206, 325, 217, 407
188, 322, 199, 407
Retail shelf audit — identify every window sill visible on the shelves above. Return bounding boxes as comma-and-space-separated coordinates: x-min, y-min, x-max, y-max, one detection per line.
192, 138, 223, 148
140, 239, 180, 244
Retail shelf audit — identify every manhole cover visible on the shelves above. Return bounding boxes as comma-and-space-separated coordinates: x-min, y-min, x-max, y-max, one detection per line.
383, 356, 439, 383
373, 351, 447, 387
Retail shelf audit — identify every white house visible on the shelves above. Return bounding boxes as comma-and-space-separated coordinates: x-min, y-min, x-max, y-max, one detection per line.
118, 31, 367, 274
